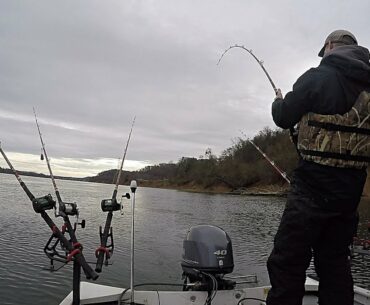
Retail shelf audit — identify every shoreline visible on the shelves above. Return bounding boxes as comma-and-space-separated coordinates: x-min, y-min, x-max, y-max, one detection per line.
5, 171, 369, 198
137, 180, 289, 196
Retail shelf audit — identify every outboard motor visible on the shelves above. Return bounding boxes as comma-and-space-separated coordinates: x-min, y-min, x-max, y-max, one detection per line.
181, 225, 235, 293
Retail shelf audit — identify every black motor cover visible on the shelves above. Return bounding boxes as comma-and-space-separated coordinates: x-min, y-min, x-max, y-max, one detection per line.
181, 225, 234, 276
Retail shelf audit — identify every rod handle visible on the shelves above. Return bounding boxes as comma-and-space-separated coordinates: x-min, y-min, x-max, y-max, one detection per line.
77, 252, 99, 280
95, 251, 105, 273
95, 212, 113, 272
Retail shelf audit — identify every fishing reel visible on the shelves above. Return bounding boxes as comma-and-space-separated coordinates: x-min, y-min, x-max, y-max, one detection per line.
59, 202, 86, 229
101, 198, 120, 212
96, 192, 132, 272
101, 193, 130, 212
60, 202, 78, 216
32, 194, 56, 213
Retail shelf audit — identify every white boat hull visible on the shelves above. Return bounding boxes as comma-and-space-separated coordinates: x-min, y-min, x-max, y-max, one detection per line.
60, 277, 370, 305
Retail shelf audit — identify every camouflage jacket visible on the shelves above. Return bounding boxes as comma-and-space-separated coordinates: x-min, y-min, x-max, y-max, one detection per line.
297, 91, 370, 168
271, 45, 370, 206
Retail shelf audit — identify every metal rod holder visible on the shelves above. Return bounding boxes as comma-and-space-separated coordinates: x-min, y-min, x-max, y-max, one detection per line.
130, 180, 137, 304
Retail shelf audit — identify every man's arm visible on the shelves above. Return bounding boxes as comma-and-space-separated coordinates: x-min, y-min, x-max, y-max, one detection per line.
272, 69, 320, 129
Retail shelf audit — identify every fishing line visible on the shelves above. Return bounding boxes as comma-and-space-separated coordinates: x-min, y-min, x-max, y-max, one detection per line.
239, 130, 291, 184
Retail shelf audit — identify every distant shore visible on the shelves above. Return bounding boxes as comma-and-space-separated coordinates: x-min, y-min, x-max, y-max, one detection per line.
4, 169, 369, 198
137, 179, 289, 196
0, 170, 289, 196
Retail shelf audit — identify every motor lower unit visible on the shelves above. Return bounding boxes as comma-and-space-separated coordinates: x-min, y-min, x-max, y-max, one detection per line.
181, 225, 235, 291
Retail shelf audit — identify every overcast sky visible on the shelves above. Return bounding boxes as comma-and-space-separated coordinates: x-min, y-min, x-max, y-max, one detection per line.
0, 0, 369, 177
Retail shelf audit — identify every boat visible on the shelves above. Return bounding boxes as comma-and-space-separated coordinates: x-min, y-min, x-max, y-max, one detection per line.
59, 275, 370, 305
59, 182, 370, 305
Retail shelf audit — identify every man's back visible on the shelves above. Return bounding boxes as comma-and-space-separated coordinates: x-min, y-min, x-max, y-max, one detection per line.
272, 45, 370, 211
267, 30, 370, 305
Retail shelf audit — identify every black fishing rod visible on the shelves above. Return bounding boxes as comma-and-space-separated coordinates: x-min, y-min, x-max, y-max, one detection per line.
95, 116, 135, 273
34, 109, 97, 304
34, 108, 81, 218
0, 143, 98, 282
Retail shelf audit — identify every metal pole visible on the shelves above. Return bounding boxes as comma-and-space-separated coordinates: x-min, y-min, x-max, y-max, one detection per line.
130, 180, 137, 304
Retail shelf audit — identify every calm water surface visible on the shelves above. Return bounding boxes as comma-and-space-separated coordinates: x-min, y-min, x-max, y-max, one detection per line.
0, 173, 369, 305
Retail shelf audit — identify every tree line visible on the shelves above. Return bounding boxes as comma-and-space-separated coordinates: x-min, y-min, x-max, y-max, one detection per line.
86, 127, 298, 191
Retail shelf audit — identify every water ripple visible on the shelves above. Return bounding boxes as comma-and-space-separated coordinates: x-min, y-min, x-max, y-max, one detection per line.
0, 173, 369, 304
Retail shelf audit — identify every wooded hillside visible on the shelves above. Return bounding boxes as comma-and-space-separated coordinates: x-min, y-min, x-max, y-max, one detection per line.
86, 127, 298, 192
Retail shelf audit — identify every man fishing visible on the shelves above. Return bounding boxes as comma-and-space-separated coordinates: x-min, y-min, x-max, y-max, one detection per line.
267, 30, 370, 305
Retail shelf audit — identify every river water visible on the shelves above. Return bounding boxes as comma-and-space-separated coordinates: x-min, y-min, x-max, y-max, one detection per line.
0, 173, 369, 305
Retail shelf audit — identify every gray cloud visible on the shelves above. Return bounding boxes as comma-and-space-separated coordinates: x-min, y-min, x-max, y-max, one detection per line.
1, 0, 369, 176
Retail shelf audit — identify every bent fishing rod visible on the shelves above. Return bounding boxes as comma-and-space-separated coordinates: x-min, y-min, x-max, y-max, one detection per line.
0, 142, 98, 281
218, 45, 297, 146
217, 45, 278, 94
95, 116, 135, 273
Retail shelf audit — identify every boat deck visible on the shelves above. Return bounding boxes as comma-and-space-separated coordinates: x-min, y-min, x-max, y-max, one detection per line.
60, 277, 370, 305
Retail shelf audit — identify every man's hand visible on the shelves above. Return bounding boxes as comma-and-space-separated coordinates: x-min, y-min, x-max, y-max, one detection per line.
275, 88, 283, 100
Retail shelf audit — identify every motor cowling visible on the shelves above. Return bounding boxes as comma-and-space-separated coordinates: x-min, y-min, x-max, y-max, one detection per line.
181, 225, 234, 277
